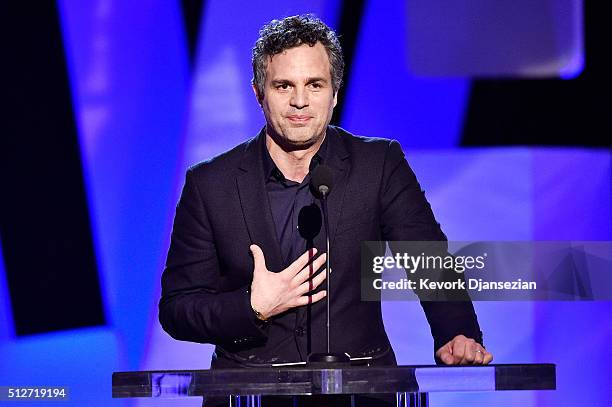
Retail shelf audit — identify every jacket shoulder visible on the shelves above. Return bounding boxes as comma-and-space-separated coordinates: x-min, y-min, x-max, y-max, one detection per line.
186, 137, 254, 180
331, 126, 401, 158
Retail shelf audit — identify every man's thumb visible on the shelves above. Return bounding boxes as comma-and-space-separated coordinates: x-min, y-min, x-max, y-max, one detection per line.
250, 245, 267, 271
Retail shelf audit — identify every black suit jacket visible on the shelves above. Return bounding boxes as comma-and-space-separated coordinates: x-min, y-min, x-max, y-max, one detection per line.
159, 126, 482, 367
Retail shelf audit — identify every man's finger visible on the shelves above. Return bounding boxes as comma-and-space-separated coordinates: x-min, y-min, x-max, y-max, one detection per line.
437, 349, 455, 365
286, 248, 318, 275
250, 245, 267, 272
483, 351, 493, 364
295, 290, 327, 306
473, 348, 484, 364
295, 269, 327, 295
293, 253, 326, 284
461, 342, 476, 364
452, 338, 466, 364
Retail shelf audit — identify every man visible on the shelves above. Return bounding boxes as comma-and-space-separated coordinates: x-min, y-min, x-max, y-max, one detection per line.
159, 14, 492, 405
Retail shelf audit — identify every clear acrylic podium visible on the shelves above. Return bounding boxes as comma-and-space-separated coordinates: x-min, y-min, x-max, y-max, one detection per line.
112, 364, 555, 406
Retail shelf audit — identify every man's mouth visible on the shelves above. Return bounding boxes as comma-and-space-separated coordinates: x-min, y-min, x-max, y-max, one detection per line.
287, 115, 312, 123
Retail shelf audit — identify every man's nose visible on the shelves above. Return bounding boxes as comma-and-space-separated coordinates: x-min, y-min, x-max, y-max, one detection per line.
290, 87, 309, 109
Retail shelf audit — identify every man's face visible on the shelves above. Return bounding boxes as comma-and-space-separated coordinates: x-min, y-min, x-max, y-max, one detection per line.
256, 42, 337, 150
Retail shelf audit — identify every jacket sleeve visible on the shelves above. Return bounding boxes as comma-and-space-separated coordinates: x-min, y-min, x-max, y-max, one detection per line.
158, 168, 266, 345
379, 140, 483, 358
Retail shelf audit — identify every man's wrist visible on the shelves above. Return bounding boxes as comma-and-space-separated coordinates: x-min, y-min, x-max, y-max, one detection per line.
248, 288, 269, 322
251, 305, 268, 322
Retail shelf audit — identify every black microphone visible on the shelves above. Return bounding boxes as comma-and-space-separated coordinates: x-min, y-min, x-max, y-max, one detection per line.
308, 165, 349, 366
310, 164, 333, 198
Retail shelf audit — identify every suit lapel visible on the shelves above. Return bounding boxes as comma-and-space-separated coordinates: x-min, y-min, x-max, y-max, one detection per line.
324, 127, 351, 249
235, 130, 284, 272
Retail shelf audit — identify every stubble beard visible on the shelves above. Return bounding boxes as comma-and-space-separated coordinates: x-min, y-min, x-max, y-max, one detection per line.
268, 123, 323, 152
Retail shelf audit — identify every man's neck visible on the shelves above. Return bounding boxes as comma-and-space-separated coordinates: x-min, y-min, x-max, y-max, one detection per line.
266, 134, 325, 183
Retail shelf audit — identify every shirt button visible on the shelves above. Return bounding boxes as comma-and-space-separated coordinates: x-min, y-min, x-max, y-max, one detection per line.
295, 327, 305, 336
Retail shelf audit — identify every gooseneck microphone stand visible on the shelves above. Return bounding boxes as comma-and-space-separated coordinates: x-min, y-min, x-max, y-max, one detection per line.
307, 166, 350, 366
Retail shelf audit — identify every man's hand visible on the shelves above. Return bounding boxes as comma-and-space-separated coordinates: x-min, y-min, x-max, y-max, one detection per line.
249, 245, 327, 320
435, 334, 493, 365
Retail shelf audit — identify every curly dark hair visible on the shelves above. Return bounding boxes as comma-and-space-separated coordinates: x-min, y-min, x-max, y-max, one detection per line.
252, 14, 344, 100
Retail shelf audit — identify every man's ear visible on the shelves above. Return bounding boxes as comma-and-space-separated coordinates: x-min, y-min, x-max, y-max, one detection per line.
252, 84, 263, 105
333, 91, 338, 108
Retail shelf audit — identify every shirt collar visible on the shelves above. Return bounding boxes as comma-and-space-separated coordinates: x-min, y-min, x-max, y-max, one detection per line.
262, 128, 329, 182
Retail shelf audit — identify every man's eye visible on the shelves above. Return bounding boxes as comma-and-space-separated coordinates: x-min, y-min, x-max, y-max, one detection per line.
311, 83, 322, 89
276, 84, 289, 90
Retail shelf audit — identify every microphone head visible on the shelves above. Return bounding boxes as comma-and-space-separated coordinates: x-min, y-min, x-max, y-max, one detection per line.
310, 164, 333, 198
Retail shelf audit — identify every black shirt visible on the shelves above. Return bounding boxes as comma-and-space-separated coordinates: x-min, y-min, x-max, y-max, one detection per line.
262, 135, 328, 266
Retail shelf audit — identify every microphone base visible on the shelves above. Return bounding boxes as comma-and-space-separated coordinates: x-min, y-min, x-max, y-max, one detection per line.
307, 353, 350, 367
